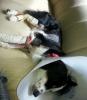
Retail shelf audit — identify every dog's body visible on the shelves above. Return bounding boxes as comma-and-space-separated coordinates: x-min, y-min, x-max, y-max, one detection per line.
3, 9, 65, 58
24, 10, 64, 56
32, 60, 77, 97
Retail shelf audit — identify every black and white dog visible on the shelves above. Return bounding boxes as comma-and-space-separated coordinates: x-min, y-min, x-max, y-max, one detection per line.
32, 60, 77, 97
24, 10, 65, 57
5, 9, 65, 58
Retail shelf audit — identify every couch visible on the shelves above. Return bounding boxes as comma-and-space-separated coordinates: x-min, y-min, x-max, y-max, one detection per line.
0, 0, 87, 100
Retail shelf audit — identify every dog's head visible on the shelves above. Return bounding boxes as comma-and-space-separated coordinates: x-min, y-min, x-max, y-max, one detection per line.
32, 60, 77, 97
32, 74, 65, 97
32, 72, 77, 97
27, 29, 60, 49
26, 29, 47, 47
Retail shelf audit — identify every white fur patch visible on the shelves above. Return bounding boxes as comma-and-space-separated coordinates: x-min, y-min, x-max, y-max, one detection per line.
8, 15, 24, 22
49, 85, 65, 92
6, 9, 19, 16
32, 69, 47, 94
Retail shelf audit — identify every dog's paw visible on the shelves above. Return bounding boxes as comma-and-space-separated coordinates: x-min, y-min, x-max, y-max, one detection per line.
7, 15, 24, 22
6, 9, 19, 16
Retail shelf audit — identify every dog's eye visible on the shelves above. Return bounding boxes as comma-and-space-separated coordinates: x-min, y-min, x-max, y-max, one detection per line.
41, 89, 43, 93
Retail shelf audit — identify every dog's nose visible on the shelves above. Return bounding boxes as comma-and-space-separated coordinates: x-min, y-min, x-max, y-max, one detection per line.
33, 89, 40, 97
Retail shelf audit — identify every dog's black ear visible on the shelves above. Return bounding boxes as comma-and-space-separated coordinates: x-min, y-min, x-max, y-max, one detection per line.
68, 75, 77, 86
69, 79, 77, 86
57, 75, 77, 95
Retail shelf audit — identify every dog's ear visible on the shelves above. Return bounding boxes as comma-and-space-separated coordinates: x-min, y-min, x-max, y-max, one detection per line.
68, 75, 77, 86
57, 75, 77, 95
70, 79, 77, 86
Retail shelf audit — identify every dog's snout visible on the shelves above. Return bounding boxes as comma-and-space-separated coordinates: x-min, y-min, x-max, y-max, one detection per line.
33, 89, 40, 97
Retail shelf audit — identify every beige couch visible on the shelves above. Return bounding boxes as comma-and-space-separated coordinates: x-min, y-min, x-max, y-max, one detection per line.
0, 0, 87, 100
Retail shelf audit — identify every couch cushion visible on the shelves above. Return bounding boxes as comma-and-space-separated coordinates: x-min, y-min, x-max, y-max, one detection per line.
62, 22, 87, 53
0, 0, 49, 100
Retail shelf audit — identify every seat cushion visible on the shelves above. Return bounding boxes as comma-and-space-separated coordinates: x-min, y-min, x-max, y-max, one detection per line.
0, 0, 49, 36
0, 0, 49, 100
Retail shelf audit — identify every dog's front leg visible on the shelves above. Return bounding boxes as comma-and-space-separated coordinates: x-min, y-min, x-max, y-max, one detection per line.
0, 33, 32, 48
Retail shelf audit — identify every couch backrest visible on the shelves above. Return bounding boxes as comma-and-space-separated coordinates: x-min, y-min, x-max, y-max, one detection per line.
50, 0, 87, 56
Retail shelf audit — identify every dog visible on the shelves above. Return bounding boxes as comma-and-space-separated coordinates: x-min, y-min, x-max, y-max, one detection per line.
32, 60, 77, 97
24, 10, 65, 57
4, 9, 65, 59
